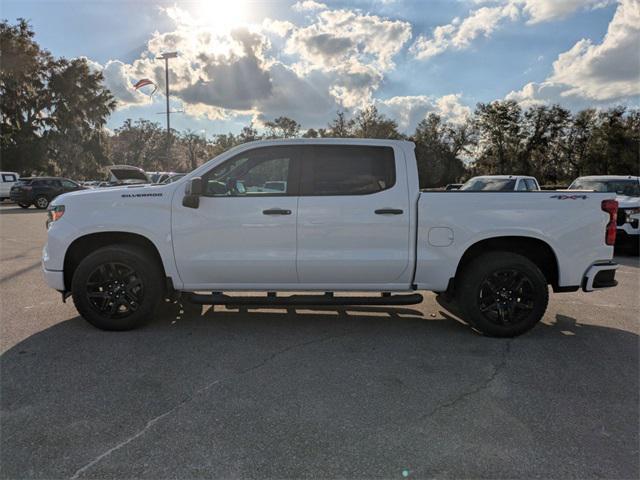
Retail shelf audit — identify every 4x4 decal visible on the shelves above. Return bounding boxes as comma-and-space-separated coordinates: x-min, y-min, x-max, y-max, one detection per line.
550, 194, 588, 200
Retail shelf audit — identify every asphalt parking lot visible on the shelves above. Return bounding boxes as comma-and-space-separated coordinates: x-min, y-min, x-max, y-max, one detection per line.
1, 203, 638, 480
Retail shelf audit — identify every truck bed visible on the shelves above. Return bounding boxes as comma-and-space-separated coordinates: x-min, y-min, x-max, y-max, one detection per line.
413, 191, 615, 291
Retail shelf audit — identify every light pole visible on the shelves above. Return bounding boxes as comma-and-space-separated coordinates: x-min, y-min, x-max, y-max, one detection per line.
158, 51, 178, 165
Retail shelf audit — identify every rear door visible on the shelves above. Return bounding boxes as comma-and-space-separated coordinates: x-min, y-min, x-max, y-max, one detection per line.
296, 144, 411, 286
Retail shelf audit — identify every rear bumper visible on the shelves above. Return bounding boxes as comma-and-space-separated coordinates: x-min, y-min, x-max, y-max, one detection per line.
582, 262, 618, 292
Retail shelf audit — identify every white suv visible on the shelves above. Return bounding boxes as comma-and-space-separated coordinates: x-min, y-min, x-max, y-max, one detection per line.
0, 172, 19, 201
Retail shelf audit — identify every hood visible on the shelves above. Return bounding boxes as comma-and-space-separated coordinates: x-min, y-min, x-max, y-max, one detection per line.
615, 194, 640, 208
108, 165, 149, 183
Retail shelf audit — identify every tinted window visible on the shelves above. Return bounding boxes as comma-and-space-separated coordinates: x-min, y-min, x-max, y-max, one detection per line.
569, 179, 640, 197
203, 146, 294, 197
516, 180, 527, 191
61, 180, 78, 189
525, 179, 538, 191
460, 178, 516, 191
2, 174, 17, 182
301, 145, 395, 196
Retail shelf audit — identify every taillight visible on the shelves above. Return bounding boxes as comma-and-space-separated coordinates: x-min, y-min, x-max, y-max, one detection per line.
601, 199, 618, 245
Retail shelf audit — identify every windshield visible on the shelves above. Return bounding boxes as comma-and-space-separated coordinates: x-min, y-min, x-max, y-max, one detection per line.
569, 179, 640, 197
460, 178, 516, 191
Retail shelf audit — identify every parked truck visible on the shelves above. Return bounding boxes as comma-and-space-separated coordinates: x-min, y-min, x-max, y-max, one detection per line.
42, 139, 619, 337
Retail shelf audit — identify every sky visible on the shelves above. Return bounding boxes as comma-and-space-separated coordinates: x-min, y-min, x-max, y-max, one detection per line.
3, 0, 639, 136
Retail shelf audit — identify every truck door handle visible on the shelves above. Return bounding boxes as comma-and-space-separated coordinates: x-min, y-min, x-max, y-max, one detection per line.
263, 208, 291, 215
375, 208, 403, 215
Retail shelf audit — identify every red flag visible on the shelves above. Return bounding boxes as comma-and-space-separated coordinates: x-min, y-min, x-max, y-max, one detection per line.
133, 78, 157, 95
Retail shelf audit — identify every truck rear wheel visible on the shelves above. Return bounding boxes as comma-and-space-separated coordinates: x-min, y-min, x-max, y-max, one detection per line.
458, 252, 548, 337
71, 245, 163, 331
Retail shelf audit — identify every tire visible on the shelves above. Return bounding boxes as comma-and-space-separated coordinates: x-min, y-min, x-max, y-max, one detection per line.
18, 203, 30, 209
71, 245, 164, 331
457, 252, 549, 337
34, 195, 49, 209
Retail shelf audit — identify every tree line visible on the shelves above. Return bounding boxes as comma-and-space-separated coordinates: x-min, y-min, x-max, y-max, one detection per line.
2, 19, 638, 187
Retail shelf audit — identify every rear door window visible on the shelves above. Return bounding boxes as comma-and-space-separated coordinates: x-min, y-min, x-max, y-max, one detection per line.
525, 179, 538, 191
301, 145, 395, 196
61, 180, 78, 189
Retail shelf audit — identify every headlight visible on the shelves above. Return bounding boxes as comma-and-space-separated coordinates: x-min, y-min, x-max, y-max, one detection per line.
46, 205, 65, 229
625, 207, 640, 217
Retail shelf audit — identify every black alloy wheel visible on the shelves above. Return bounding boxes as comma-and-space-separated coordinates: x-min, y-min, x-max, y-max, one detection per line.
458, 252, 548, 337
477, 269, 534, 325
85, 262, 144, 318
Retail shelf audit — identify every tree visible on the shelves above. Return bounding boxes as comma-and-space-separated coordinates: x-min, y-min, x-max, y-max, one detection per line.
412, 113, 468, 188
473, 100, 523, 175
352, 106, 401, 139
519, 104, 571, 182
0, 19, 115, 177
325, 111, 354, 137
45, 58, 116, 178
109, 119, 166, 171
1, 19, 54, 173
264, 116, 300, 138
180, 131, 210, 171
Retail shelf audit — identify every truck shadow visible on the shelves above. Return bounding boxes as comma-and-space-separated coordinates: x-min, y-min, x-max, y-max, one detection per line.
1, 308, 638, 479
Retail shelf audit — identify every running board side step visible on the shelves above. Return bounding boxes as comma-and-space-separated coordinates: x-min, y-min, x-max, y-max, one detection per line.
187, 292, 423, 306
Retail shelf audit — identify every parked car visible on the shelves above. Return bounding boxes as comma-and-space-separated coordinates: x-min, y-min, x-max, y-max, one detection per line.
43, 139, 618, 337
569, 175, 639, 249
80, 181, 102, 188
459, 175, 540, 191
147, 171, 174, 184
0, 171, 20, 201
99, 165, 150, 187
161, 173, 186, 184
10, 177, 84, 209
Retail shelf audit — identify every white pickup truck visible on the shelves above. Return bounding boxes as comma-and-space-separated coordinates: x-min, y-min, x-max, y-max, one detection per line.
43, 139, 619, 337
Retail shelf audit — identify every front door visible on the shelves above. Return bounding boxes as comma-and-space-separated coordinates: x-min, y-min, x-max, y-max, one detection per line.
172, 146, 300, 289
296, 144, 412, 286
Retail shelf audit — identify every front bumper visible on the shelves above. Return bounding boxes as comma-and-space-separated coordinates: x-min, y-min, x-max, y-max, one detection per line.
43, 267, 65, 291
582, 262, 618, 292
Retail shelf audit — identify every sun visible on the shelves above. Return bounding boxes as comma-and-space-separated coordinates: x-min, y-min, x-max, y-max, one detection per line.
193, 0, 249, 30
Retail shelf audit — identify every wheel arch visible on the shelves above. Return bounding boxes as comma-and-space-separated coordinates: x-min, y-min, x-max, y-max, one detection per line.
63, 231, 167, 291
453, 235, 560, 292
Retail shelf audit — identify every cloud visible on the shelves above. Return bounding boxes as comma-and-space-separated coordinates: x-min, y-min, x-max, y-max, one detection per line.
292, 0, 327, 12
411, 4, 519, 59
91, 4, 482, 131
507, 0, 640, 107
411, 0, 615, 59
87, 59, 150, 108
286, 9, 412, 72
375, 94, 471, 132
519, 0, 616, 24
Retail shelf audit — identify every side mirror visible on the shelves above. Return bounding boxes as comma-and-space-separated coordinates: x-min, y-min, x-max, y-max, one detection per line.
183, 177, 203, 209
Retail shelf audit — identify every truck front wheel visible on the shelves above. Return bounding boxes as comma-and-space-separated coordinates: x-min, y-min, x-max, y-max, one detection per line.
458, 252, 549, 337
71, 245, 163, 330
